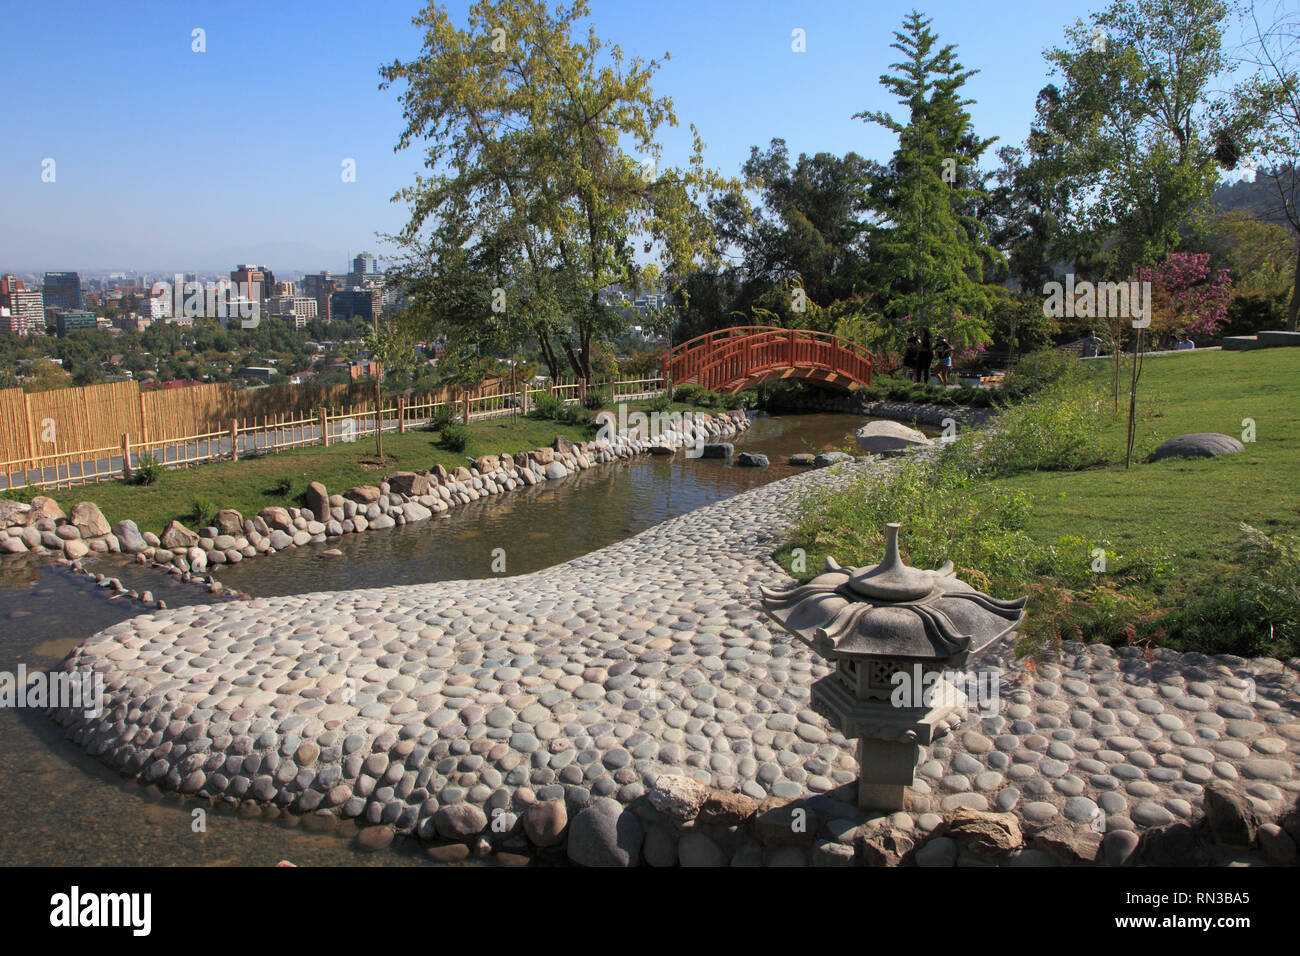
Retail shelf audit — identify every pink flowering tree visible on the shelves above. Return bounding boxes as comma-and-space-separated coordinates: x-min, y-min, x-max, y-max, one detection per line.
1136, 252, 1234, 340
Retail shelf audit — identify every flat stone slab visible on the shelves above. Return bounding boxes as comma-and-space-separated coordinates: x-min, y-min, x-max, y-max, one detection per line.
1149, 433, 1244, 462
49, 457, 1300, 843
1258, 330, 1300, 348
1222, 336, 1261, 351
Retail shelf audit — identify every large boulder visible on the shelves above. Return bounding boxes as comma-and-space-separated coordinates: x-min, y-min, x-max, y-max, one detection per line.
473, 455, 499, 474
214, 509, 244, 535
566, 798, 643, 867
258, 506, 292, 531
855, 420, 934, 455
1203, 784, 1257, 848
1149, 432, 1244, 462
27, 496, 64, 523
343, 486, 381, 504
70, 501, 111, 538
112, 519, 149, 554
700, 443, 734, 459
946, 808, 1022, 856
304, 482, 329, 521
0, 499, 32, 529
646, 774, 710, 822
544, 461, 568, 481
387, 472, 432, 497
530, 448, 554, 466
160, 519, 199, 552
523, 801, 568, 847
552, 436, 574, 456
736, 452, 769, 467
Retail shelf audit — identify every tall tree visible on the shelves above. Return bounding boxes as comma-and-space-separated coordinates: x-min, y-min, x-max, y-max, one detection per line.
1229, 0, 1300, 329
1036, 0, 1234, 275
380, 0, 738, 381
857, 10, 1002, 357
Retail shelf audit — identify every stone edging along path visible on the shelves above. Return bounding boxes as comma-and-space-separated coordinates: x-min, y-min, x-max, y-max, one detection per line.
44, 447, 1300, 866
0, 410, 753, 601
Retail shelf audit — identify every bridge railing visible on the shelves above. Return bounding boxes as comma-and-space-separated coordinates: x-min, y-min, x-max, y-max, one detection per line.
663, 326, 874, 392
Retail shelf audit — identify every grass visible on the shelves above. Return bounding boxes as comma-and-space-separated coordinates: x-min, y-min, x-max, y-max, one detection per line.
16, 394, 738, 535
1007, 348, 1300, 573
775, 347, 1300, 659
22, 416, 594, 534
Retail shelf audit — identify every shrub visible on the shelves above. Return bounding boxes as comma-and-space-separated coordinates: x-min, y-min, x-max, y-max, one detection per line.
528, 393, 563, 420
583, 388, 609, 411
438, 422, 469, 452
191, 495, 218, 528
997, 349, 1084, 404
672, 384, 722, 408
1159, 524, 1300, 658
645, 392, 672, 413
270, 475, 293, 497
960, 381, 1106, 477
430, 403, 459, 431
132, 452, 162, 486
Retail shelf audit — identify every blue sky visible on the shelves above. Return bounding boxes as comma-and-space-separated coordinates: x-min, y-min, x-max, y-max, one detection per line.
4, 0, 1139, 273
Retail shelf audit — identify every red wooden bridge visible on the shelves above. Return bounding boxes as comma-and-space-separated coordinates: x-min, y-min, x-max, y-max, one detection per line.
661, 326, 875, 393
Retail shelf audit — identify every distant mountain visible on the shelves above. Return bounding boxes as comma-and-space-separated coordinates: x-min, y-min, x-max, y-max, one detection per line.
1213, 165, 1298, 226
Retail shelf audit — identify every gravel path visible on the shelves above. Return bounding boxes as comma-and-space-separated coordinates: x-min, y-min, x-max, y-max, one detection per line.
50, 457, 1300, 837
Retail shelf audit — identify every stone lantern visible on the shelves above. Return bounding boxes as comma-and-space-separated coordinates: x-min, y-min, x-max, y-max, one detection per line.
760, 523, 1026, 810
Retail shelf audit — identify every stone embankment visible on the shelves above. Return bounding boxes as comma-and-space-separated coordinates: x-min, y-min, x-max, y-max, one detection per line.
45, 452, 1300, 867
0, 411, 751, 586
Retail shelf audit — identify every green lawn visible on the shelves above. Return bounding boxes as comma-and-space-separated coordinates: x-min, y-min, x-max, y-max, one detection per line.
34, 415, 595, 535
28, 395, 734, 535
1005, 348, 1300, 574
775, 347, 1300, 658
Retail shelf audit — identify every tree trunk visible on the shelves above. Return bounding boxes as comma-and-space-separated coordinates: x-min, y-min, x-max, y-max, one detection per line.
1288, 240, 1300, 333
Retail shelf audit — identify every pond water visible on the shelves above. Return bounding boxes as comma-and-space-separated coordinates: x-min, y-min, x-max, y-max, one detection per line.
0, 412, 882, 865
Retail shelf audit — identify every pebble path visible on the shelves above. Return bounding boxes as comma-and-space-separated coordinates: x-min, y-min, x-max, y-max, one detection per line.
50, 457, 1300, 838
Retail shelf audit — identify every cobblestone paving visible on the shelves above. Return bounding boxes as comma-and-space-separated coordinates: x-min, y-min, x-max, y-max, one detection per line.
50, 458, 1300, 836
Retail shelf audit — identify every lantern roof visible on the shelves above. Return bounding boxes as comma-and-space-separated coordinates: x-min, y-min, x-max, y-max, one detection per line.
761, 524, 1026, 664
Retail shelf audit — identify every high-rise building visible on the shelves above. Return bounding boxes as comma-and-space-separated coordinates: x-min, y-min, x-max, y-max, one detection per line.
352, 252, 377, 276
0, 275, 44, 335
267, 295, 318, 330
42, 272, 83, 311
230, 264, 272, 303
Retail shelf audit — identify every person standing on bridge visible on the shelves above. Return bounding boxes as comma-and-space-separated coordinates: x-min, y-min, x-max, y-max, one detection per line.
903, 333, 920, 382
934, 335, 953, 386
917, 329, 934, 384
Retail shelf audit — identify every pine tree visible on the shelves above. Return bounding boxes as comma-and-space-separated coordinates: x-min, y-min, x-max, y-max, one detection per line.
857, 11, 1001, 356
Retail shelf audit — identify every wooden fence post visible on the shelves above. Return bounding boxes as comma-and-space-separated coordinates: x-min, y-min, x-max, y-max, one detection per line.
122, 433, 131, 480
463, 390, 470, 424
397, 396, 405, 434
230, 419, 239, 461
319, 407, 328, 447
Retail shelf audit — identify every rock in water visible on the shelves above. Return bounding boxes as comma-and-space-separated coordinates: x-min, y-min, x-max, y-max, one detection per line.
812, 451, 853, 468
788, 453, 816, 466
736, 452, 769, 467
566, 798, 643, 867
112, 519, 148, 554
855, 420, 934, 455
544, 461, 568, 481
700, 443, 734, 459
1149, 433, 1244, 462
